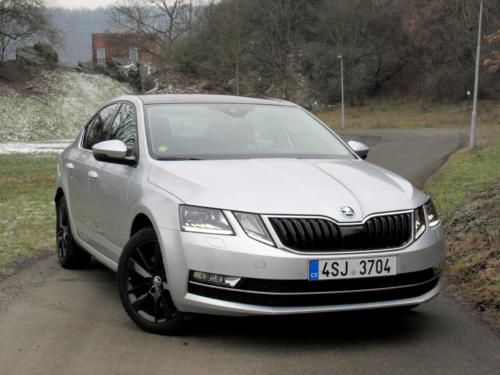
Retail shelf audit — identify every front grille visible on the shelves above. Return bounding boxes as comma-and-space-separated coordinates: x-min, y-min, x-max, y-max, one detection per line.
268, 213, 412, 252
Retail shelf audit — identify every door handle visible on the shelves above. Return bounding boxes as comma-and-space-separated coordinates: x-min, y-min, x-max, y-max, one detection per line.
88, 170, 99, 180
65, 162, 75, 170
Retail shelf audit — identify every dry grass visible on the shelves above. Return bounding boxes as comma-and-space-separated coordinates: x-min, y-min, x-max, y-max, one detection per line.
444, 182, 500, 328
316, 99, 500, 146
424, 141, 499, 329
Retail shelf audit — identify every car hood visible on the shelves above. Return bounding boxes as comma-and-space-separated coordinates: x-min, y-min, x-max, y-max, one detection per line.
149, 158, 427, 222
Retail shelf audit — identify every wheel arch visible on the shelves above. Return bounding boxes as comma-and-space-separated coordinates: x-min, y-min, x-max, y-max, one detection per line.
130, 213, 155, 237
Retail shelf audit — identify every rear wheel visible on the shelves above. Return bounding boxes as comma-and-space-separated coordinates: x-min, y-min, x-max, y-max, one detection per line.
56, 198, 91, 269
118, 228, 184, 335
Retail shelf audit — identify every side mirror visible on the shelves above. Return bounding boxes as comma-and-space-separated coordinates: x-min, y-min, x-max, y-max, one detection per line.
92, 140, 136, 164
347, 140, 370, 160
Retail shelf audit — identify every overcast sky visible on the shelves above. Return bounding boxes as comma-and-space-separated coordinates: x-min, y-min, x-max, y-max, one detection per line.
51, 0, 117, 9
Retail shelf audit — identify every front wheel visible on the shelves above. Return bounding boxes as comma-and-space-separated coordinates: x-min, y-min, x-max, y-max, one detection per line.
118, 228, 184, 335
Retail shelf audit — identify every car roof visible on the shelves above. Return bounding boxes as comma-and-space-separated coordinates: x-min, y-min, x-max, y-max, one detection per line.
129, 94, 297, 106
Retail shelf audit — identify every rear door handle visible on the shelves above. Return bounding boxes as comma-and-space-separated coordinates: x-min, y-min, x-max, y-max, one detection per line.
88, 170, 99, 180
65, 162, 75, 170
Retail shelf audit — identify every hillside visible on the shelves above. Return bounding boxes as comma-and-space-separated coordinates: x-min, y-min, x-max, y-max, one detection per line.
0, 68, 134, 142
424, 142, 500, 329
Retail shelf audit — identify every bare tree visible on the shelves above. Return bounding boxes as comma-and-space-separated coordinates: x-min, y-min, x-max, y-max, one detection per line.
200, 0, 251, 94
110, 0, 195, 61
403, 0, 500, 99
251, 0, 309, 88
484, 30, 500, 73
0, 0, 57, 60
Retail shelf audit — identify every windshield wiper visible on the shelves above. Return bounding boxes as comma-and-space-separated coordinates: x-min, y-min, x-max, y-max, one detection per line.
156, 156, 204, 161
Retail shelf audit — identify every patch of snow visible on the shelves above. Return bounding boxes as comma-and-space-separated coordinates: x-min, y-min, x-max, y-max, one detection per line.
0, 141, 71, 154
0, 71, 134, 143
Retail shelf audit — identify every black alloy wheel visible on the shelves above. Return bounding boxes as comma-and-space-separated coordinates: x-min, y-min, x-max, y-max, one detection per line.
56, 198, 91, 269
118, 228, 184, 334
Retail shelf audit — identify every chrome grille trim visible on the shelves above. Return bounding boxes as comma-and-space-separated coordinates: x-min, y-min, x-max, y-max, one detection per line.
262, 210, 415, 254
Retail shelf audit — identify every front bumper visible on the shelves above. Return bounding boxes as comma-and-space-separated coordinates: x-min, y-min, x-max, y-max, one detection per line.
184, 280, 441, 316
158, 222, 444, 317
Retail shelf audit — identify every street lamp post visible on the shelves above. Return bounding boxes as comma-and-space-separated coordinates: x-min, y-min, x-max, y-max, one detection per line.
470, 0, 483, 148
338, 55, 345, 129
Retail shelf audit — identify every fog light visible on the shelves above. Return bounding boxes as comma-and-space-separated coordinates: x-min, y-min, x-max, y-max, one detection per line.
191, 271, 241, 288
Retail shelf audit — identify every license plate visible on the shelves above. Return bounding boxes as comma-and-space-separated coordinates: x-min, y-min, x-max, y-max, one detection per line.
308, 256, 397, 280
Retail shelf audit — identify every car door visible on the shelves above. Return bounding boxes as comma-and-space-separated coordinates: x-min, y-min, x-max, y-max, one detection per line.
86, 102, 139, 262
71, 103, 120, 245
64, 126, 94, 239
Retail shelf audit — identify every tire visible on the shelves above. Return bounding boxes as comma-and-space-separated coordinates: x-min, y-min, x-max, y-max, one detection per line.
118, 228, 184, 335
56, 197, 91, 269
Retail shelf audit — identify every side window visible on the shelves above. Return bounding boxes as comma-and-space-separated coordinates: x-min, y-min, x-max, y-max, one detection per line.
106, 103, 138, 154
82, 104, 119, 150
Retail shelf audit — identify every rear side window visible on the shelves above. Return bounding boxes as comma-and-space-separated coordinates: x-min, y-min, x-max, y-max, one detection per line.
82, 104, 120, 150
106, 103, 138, 154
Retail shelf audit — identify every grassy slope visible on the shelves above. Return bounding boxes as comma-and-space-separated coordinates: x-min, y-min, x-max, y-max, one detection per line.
424, 142, 499, 328
0, 71, 134, 142
0, 69, 133, 276
0, 154, 58, 276
424, 143, 500, 221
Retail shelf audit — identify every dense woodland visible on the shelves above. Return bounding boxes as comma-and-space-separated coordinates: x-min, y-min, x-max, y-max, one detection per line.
1, 0, 499, 105
112, 0, 500, 104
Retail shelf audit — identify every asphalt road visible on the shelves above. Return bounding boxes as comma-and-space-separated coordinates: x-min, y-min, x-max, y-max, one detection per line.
1, 128, 499, 375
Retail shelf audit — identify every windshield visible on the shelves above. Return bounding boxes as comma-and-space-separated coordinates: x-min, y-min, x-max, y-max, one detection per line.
145, 103, 353, 160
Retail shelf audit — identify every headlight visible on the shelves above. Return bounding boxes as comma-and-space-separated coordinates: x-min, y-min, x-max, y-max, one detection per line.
414, 206, 426, 239
233, 212, 275, 246
180, 205, 234, 235
424, 199, 440, 228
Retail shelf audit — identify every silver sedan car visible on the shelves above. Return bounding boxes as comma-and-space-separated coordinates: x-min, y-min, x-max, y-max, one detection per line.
55, 94, 443, 334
